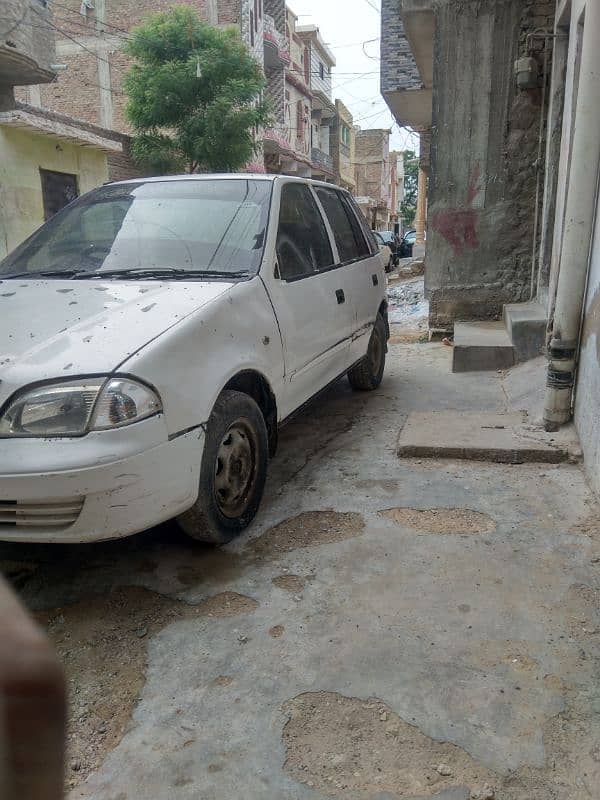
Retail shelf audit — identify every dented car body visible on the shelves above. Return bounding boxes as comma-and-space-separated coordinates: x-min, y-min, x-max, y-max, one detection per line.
0, 175, 388, 544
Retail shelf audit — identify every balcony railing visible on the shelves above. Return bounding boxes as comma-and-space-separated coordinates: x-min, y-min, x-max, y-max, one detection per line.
263, 14, 291, 67
312, 147, 334, 174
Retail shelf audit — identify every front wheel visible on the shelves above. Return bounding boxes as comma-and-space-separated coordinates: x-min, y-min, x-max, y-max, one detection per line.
177, 390, 268, 544
348, 315, 387, 391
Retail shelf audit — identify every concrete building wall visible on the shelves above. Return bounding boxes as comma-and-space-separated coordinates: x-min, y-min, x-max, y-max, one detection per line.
0, 0, 56, 84
551, 0, 600, 494
284, 79, 311, 160
307, 42, 332, 101
380, 0, 421, 95
0, 125, 108, 258
425, 0, 555, 328
331, 99, 355, 190
354, 128, 391, 229
38, 0, 249, 132
576, 196, 600, 495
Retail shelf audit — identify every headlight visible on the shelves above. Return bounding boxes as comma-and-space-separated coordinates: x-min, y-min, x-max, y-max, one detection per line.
0, 377, 162, 438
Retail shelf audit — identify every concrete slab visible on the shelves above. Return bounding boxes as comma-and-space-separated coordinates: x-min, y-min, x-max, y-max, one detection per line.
503, 302, 546, 363
2, 344, 597, 800
397, 411, 570, 463
453, 321, 516, 372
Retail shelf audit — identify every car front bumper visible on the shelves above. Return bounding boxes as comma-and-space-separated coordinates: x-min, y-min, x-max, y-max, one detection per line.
0, 416, 203, 543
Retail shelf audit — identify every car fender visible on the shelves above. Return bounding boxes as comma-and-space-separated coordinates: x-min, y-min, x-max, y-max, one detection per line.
120, 277, 285, 438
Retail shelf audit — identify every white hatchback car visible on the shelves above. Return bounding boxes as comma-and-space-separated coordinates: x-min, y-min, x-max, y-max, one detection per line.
0, 175, 388, 544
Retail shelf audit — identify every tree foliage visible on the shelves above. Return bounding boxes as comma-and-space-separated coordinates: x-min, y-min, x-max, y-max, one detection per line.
123, 6, 271, 174
400, 150, 419, 227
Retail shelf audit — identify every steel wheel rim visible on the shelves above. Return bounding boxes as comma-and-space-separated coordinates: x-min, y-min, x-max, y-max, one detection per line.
214, 418, 259, 519
369, 326, 383, 375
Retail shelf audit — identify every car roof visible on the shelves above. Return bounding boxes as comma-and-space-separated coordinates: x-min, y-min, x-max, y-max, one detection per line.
108, 173, 347, 191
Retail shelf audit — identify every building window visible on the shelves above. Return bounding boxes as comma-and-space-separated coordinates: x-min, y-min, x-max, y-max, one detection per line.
319, 62, 325, 80
254, 0, 258, 30
258, 0, 262, 19
341, 125, 350, 146
40, 169, 79, 221
297, 100, 305, 138
250, 10, 255, 45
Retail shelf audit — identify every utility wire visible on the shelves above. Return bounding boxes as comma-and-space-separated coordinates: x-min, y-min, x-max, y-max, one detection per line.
48, 0, 133, 38
0, 5, 29, 39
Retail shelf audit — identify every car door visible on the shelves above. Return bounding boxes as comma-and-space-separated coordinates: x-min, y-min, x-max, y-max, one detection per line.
313, 186, 384, 362
262, 180, 355, 419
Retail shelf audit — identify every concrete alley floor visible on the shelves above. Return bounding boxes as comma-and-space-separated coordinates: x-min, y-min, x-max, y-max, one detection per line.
2, 334, 600, 800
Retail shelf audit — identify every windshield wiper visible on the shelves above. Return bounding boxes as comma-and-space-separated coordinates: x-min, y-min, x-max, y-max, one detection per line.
72, 268, 252, 281
1, 269, 83, 280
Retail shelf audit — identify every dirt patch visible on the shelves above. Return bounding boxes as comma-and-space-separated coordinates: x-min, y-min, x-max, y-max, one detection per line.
195, 591, 259, 617
563, 583, 600, 640
389, 332, 429, 345
37, 586, 258, 789
570, 512, 600, 540
252, 512, 365, 556
211, 675, 234, 688
379, 507, 496, 535
270, 625, 285, 638
469, 641, 541, 674
272, 574, 306, 594
282, 692, 496, 797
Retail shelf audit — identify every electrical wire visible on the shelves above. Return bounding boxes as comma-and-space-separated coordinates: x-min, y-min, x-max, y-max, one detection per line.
30, 9, 129, 74
0, 5, 29, 39
48, 0, 133, 38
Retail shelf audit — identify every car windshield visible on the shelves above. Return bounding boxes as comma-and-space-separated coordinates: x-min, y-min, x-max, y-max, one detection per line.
0, 179, 273, 279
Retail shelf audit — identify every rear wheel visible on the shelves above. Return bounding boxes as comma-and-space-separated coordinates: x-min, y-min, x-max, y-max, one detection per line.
348, 315, 387, 391
177, 390, 268, 544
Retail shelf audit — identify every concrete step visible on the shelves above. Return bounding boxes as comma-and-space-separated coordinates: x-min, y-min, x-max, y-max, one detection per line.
452, 321, 516, 373
503, 301, 547, 363
397, 411, 571, 464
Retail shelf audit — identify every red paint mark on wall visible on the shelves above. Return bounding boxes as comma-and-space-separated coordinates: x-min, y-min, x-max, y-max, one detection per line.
431, 166, 481, 257
431, 208, 479, 257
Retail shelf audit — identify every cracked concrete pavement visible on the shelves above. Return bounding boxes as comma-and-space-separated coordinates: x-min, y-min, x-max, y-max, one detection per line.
1, 337, 599, 799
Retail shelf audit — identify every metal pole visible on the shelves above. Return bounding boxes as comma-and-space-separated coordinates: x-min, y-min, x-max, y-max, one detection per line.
543, 0, 600, 430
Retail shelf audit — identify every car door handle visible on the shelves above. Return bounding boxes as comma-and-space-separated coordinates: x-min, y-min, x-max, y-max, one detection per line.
335, 289, 345, 305
372, 274, 379, 286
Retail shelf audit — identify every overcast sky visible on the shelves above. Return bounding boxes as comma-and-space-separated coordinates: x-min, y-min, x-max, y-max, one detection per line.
291, 0, 419, 153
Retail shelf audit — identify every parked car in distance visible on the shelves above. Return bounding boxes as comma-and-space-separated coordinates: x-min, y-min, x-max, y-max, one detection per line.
0, 175, 388, 545
399, 229, 417, 258
376, 230, 400, 265
373, 231, 394, 273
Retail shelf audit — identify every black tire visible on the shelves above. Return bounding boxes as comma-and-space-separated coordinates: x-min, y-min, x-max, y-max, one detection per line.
177, 390, 269, 544
348, 315, 387, 391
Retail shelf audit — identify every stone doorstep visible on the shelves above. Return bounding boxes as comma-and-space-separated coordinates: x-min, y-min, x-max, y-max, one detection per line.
452, 322, 516, 373
397, 411, 572, 464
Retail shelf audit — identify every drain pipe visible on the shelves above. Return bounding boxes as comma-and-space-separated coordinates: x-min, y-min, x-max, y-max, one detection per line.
543, 1, 600, 431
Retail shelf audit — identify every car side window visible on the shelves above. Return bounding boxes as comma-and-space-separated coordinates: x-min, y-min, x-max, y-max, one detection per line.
315, 188, 372, 263
276, 183, 334, 280
346, 195, 379, 256
339, 192, 372, 258
315, 187, 361, 263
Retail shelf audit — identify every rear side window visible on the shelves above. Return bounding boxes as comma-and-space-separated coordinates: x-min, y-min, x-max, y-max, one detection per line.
276, 183, 334, 280
315, 187, 371, 262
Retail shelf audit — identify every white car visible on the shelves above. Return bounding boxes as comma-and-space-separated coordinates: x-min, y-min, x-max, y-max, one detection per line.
373, 231, 394, 272
0, 175, 388, 545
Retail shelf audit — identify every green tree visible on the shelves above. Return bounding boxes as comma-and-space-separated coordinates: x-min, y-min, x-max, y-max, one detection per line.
400, 150, 419, 227
123, 6, 270, 174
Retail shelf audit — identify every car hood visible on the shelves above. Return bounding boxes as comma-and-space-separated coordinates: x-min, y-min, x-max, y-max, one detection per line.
0, 278, 233, 400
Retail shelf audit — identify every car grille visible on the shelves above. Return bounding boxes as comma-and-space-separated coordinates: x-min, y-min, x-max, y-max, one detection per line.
0, 498, 84, 530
